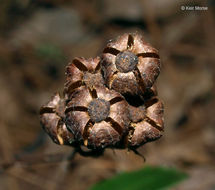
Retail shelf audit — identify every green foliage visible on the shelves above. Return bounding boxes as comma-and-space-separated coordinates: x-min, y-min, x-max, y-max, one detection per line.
90, 166, 188, 190
35, 43, 66, 64
35, 43, 67, 78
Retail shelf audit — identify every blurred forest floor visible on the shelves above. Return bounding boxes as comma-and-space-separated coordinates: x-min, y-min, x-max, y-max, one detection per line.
0, 0, 215, 190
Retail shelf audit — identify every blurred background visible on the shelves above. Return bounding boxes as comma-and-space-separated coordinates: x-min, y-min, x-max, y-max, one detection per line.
0, 0, 214, 189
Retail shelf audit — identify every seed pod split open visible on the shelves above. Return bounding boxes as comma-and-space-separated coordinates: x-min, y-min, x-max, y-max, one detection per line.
40, 93, 74, 145
102, 33, 161, 96
65, 86, 130, 149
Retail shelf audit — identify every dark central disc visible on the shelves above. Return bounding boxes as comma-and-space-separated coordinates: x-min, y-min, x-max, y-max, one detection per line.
115, 51, 138, 73
88, 98, 110, 122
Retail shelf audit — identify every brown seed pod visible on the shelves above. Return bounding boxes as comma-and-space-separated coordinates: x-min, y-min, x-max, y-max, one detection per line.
102, 33, 161, 96
128, 96, 164, 148
65, 86, 130, 149
64, 57, 104, 99
40, 33, 164, 156
40, 93, 74, 145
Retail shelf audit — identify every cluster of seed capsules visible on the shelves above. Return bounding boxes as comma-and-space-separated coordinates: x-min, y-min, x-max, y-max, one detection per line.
40, 33, 164, 153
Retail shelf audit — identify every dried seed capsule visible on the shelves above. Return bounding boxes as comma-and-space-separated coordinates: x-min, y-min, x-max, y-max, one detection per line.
64, 57, 104, 99
40, 32, 164, 156
88, 98, 110, 122
125, 85, 157, 123
65, 86, 130, 149
102, 33, 161, 96
115, 51, 138, 73
40, 93, 74, 145
128, 104, 146, 123
128, 96, 164, 148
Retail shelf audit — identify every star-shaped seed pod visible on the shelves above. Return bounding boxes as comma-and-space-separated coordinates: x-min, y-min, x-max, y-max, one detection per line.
64, 57, 104, 100
126, 93, 147, 124
40, 93, 74, 145
128, 95, 164, 148
65, 86, 130, 149
102, 33, 161, 96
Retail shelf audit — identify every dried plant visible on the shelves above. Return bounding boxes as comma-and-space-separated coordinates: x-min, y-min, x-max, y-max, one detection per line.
40, 33, 164, 156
